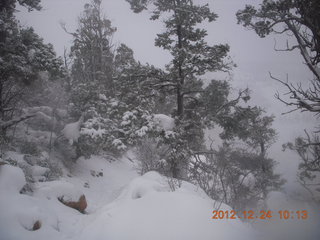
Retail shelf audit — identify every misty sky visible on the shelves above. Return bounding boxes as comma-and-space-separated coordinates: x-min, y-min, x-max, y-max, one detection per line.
16, 0, 318, 192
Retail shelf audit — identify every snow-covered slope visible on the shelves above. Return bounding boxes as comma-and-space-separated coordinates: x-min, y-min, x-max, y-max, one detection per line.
0, 155, 254, 240
79, 171, 253, 240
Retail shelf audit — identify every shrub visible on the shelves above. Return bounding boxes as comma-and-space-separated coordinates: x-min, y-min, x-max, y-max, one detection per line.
20, 141, 41, 156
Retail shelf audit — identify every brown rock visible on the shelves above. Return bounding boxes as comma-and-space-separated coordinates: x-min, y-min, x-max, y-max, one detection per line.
58, 194, 87, 213
32, 220, 41, 231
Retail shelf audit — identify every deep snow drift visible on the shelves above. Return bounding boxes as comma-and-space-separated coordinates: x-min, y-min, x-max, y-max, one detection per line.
0, 155, 255, 240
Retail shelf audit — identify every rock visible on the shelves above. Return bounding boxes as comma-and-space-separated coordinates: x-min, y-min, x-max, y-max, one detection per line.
32, 220, 41, 231
58, 194, 87, 213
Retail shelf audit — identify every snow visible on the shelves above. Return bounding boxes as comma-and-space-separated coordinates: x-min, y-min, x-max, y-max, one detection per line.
239, 172, 256, 188
98, 93, 107, 101
114, 171, 169, 200
33, 180, 84, 202
0, 155, 256, 240
66, 155, 138, 211
123, 111, 136, 120
5, 151, 26, 164
30, 165, 49, 182
0, 165, 26, 193
164, 130, 175, 138
62, 116, 83, 145
153, 113, 175, 131
23, 106, 53, 116
80, 127, 106, 138
135, 125, 149, 137
112, 139, 127, 150
0, 165, 63, 240
25, 129, 57, 143
0, 193, 64, 240
79, 171, 253, 240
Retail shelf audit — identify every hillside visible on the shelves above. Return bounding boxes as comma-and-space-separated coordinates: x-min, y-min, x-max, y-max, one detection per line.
0, 154, 254, 240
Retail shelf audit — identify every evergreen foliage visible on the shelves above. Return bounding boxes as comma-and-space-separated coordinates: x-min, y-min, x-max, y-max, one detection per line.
0, 6, 64, 136
237, 0, 320, 200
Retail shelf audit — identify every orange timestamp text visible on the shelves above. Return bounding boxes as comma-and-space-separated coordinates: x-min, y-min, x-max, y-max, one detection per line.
211, 210, 308, 220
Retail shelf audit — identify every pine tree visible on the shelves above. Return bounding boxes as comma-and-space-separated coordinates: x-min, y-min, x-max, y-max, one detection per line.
68, 0, 116, 116
68, 1, 161, 157
125, 0, 237, 178
0, 5, 64, 136
127, 0, 232, 120
219, 107, 280, 199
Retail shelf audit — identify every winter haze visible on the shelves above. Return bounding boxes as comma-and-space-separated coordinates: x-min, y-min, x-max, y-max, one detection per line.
16, 0, 317, 188
0, 0, 319, 240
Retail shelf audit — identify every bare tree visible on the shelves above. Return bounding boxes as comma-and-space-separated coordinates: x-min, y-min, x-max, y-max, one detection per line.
237, 0, 320, 113
237, 0, 320, 201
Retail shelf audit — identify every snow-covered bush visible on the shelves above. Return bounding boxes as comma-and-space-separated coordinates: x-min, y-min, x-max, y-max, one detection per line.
75, 103, 119, 158
133, 114, 198, 180
155, 123, 193, 179
134, 116, 191, 180
3, 151, 62, 190
20, 141, 41, 156
74, 98, 156, 158
188, 144, 284, 211
134, 137, 168, 175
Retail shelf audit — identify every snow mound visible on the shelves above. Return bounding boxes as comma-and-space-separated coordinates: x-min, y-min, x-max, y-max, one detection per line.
61, 117, 82, 145
79, 171, 253, 240
0, 165, 64, 240
153, 114, 175, 131
67, 155, 138, 212
0, 156, 255, 240
31, 165, 49, 182
0, 165, 26, 193
34, 180, 84, 202
117, 171, 169, 200
0, 193, 64, 240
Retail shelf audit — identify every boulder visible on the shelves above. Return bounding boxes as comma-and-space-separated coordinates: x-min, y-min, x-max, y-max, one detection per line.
58, 194, 87, 213
32, 220, 41, 231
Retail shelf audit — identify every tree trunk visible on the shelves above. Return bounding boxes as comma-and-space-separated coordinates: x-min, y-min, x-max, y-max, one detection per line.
177, 87, 184, 118
0, 82, 3, 120
176, 20, 184, 118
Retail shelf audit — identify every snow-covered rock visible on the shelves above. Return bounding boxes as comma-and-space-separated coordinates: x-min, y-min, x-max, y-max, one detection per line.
0, 165, 63, 240
62, 116, 83, 145
34, 180, 84, 202
0, 165, 26, 193
153, 114, 175, 131
30, 165, 50, 182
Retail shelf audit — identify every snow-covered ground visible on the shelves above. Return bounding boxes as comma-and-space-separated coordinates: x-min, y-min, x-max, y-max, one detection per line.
0, 154, 257, 240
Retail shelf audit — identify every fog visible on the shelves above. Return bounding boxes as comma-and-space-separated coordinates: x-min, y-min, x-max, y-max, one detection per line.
16, 0, 317, 192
